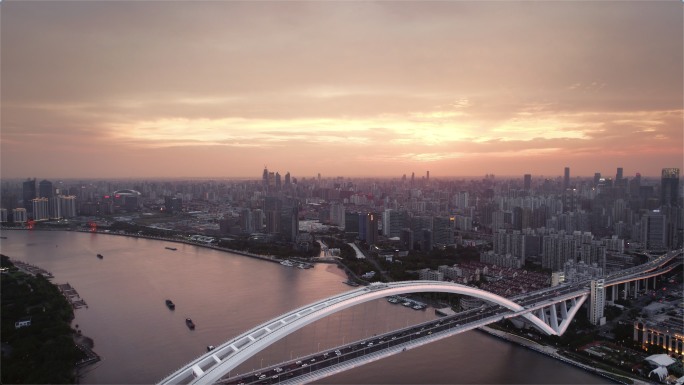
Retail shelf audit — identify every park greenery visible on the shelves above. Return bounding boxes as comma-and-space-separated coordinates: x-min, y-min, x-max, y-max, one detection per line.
1, 255, 84, 384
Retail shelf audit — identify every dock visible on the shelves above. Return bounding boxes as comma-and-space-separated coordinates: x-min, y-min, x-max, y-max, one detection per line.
57, 283, 88, 309
10, 259, 54, 279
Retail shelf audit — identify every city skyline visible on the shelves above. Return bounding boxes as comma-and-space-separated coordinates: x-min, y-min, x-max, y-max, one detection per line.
1, 1, 682, 179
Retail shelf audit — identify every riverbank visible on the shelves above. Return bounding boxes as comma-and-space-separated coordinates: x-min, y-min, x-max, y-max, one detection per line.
478, 326, 652, 385
0, 255, 93, 383
1, 227, 285, 263
2, 227, 370, 285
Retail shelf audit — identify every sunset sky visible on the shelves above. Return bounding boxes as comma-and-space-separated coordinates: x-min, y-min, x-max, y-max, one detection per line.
1, 1, 682, 180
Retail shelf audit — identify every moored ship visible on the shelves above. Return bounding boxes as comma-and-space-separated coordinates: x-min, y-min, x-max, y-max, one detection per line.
165, 299, 175, 310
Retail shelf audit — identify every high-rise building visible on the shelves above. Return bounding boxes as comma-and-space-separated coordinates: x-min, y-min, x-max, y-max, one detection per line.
164, 196, 182, 214
616, 168, 623, 182
32, 197, 49, 221
588, 279, 606, 326
421, 229, 433, 251
523, 174, 531, 191
264, 196, 281, 234
594, 172, 601, 187
279, 198, 299, 242
345, 212, 360, 235
240, 208, 254, 234
365, 212, 378, 246
39, 179, 54, 198
642, 210, 667, 250
22, 178, 36, 215
383, 209, 409, 238
252, 209, 264, 231
59, 195, 77, 218
400, 228, 414, 250
13, 208, 27, 223
433, 216, 454, 246
661, 168, 680, 207
564, 167, 570, 190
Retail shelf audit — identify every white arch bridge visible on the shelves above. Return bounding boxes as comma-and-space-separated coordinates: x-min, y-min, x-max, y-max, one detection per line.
158, 280, 588, 385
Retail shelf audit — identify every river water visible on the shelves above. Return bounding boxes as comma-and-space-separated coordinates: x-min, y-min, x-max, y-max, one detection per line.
0, 230, 609, 384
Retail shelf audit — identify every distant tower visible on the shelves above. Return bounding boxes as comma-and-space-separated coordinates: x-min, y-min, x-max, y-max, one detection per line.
262, 167, 269, 190
523, 174, 531, 191
563, 167, 570, 190
284, 172, 291, 186
616, 167, 623, 182
411, 172, 415, 187
593, 172, 601, 187
661, 168, 680, 207
426, 171, 430, 182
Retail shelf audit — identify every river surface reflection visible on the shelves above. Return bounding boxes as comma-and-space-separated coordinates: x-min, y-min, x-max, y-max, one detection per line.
0, 230, 608, 384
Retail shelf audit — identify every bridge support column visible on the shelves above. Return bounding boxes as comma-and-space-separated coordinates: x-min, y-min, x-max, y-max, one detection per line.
611, 285, 617, 302
549, 303, 559, 332
622, 282, 628, 300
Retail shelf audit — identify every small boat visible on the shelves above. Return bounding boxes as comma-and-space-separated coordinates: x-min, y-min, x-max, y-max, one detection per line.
165, 247, 177, 251
207, 345, 215, 352
97, 254, 104, 259
186, 318, 195, 330
280, 260, 295, 267
165, 299, 175, 310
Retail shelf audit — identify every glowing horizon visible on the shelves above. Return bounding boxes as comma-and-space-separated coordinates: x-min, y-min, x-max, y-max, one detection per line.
1, 1, 682, 179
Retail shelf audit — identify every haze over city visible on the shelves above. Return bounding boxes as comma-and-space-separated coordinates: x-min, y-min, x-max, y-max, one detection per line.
1, 1, 682, 179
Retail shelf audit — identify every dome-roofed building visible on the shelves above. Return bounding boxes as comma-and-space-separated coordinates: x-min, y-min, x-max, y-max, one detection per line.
112, 189, 141, 212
